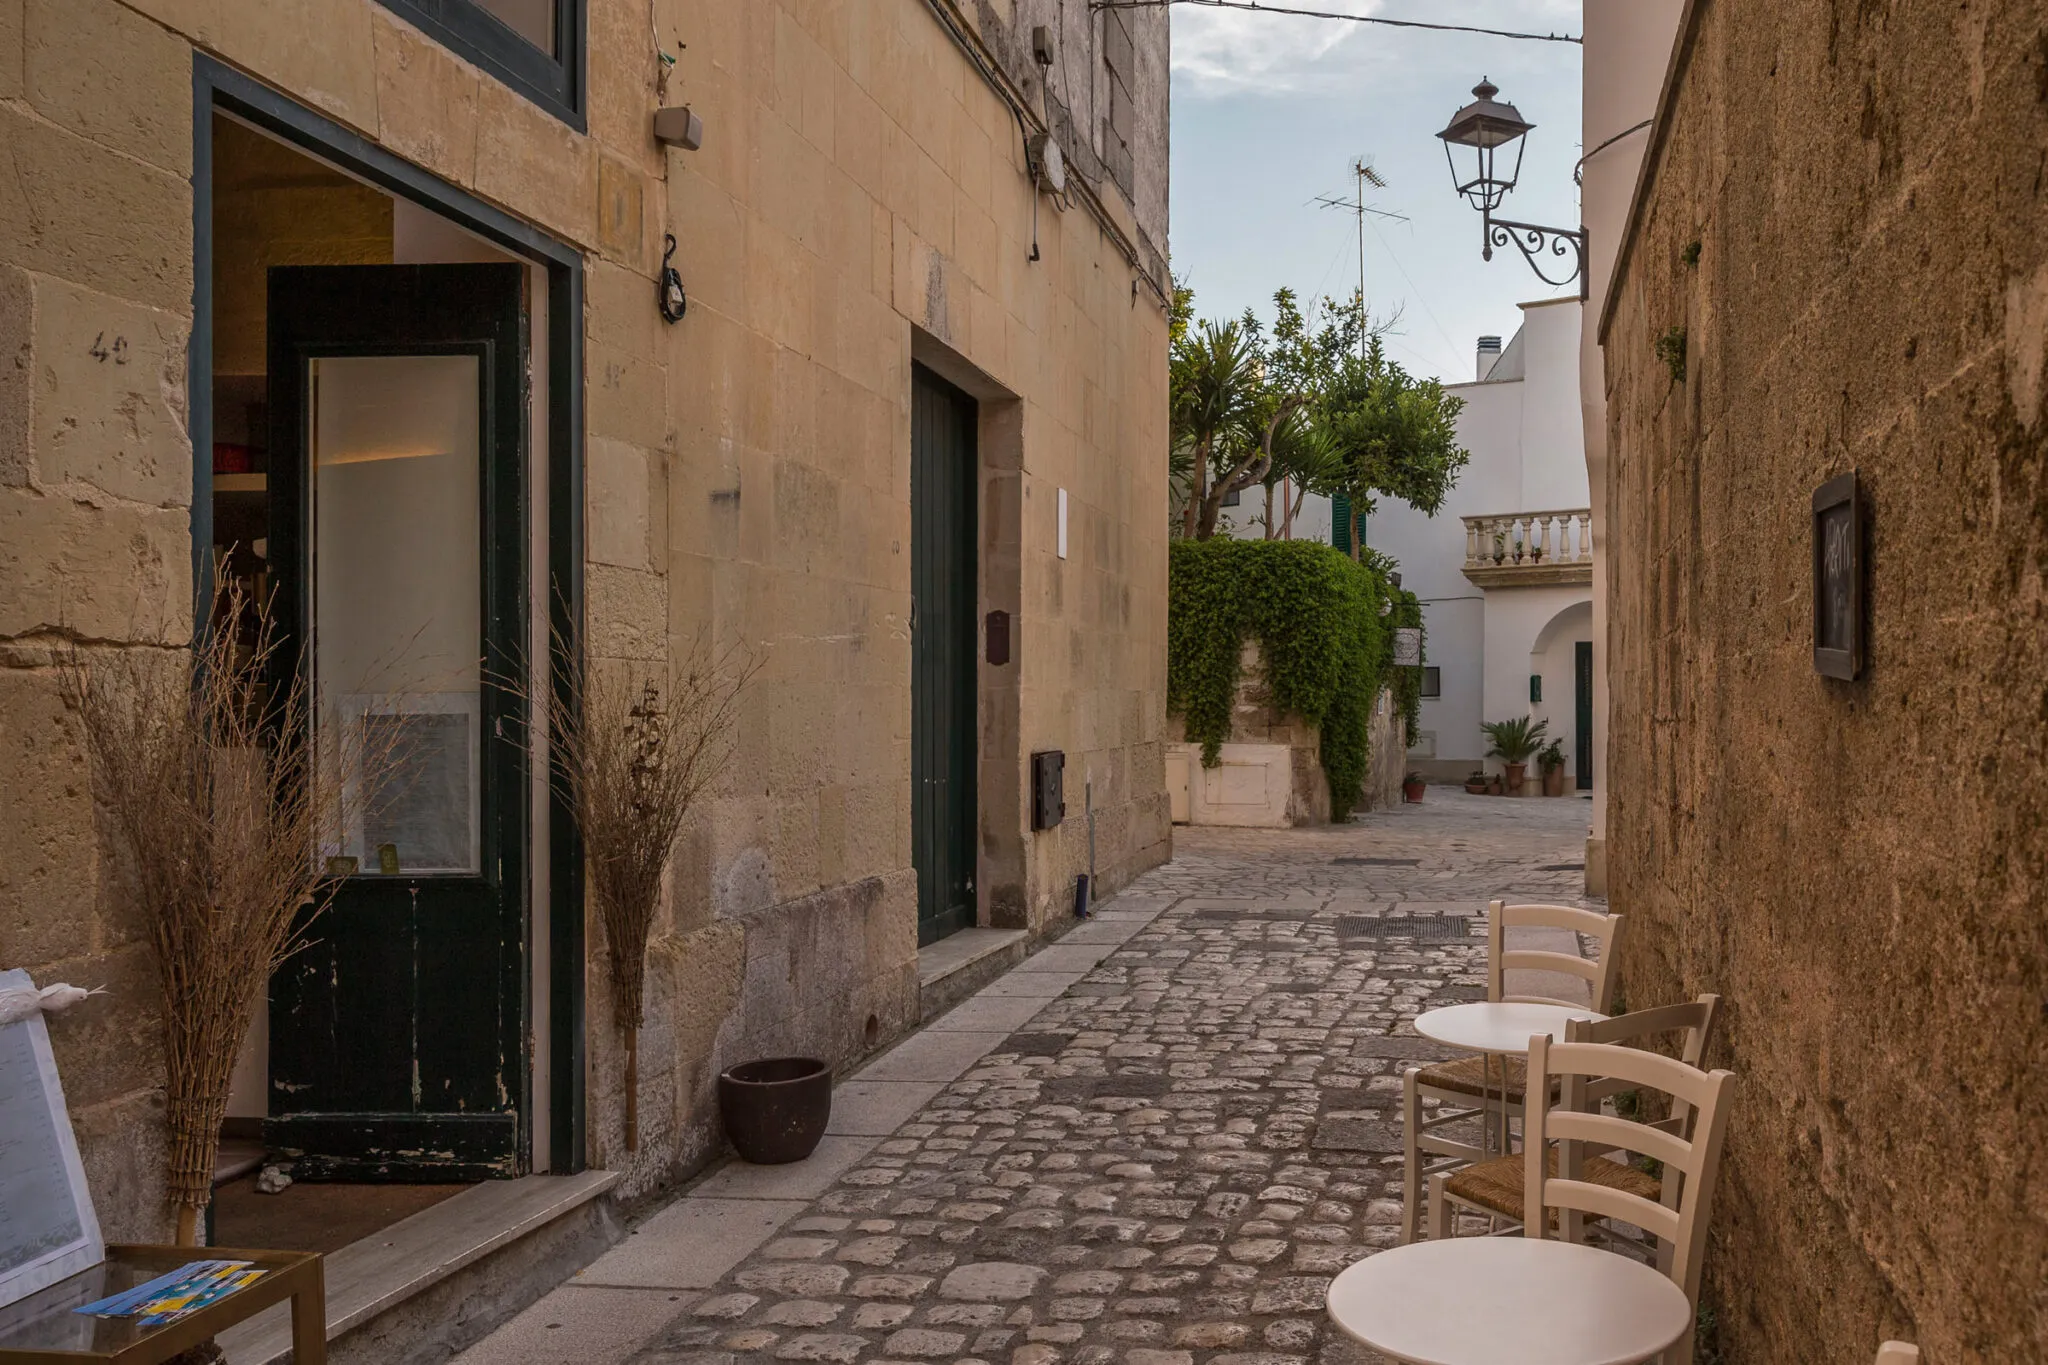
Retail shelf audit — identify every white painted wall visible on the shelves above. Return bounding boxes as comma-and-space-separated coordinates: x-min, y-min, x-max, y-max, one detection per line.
1366, 300, 1591, 770
1582, 0, 1685, 882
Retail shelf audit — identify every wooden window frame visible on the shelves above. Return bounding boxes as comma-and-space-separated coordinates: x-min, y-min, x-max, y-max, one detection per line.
378, 0, 585, 130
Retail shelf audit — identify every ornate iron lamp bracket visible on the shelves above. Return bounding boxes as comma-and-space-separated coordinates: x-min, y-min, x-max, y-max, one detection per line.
1483, 213, 1588, 296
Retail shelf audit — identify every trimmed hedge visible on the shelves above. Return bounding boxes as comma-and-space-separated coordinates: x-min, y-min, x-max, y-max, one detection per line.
1168, 538, 1422, 821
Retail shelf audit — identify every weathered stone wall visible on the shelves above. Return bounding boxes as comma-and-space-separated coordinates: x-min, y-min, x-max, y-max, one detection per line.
0, 0, 1170, 1225
1601, 3, 2048, 1360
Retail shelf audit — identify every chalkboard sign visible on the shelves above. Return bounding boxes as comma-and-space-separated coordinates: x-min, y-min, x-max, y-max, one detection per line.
0, 969, 103, 1309
1812, 472, 1863, 679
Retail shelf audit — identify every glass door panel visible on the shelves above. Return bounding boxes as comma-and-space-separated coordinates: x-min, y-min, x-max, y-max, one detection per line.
310, 354, 483, 877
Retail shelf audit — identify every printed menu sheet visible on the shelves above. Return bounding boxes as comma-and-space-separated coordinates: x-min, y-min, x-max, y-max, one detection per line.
0, 968, 102, 1310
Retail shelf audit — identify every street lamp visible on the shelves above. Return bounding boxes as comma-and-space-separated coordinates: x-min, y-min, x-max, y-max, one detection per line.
1437, 79, 1587, 296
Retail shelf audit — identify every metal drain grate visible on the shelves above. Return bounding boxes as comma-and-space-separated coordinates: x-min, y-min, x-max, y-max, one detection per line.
1337, 915, 1478, 942
1332, 856, 1420, 867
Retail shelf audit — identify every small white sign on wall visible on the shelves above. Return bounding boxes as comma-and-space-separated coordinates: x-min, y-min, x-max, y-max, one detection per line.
1057, 488, 1068, 560
1391, 627, 1423, 667
0, 969, 102, 1310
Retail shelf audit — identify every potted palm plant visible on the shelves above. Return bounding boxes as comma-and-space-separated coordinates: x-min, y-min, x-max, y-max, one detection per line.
1538, 737, 1567, 796
1481, 716, 1549, 797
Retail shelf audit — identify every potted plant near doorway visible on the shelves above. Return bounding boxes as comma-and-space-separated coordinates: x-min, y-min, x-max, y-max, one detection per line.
1481, 716, 1548, 797
1463, 769, 1490, 795
1538, 738, 1567, 797
1402, 771, 1428, 803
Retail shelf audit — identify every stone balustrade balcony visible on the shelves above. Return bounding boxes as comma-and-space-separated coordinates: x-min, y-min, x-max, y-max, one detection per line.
1461, 509, 1595, 586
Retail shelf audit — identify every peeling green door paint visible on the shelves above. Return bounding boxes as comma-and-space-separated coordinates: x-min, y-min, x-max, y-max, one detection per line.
263, 265, 530, 1181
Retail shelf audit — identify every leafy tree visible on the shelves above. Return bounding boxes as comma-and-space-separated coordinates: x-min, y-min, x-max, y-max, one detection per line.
1319, 335, 1469, 557
1169, 286, 1469, 543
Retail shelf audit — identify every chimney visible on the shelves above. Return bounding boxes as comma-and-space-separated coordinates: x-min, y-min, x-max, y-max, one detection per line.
1476, 335, 1502, 381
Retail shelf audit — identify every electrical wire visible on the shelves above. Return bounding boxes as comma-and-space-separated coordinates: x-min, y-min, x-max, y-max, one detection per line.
1573, 118, 1653, 184
1088, 0, 1582, 45
1365, 216, 1462, 362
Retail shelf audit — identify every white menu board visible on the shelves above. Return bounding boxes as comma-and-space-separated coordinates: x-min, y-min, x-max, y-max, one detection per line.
0, 969, 102, 1310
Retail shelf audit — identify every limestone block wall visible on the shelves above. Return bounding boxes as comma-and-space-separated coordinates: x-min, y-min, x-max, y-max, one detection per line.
1, 0, 1170, 1220
1600, 3, 2048, 1359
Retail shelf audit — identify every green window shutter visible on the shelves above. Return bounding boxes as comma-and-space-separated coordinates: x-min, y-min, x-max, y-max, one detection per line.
1332, 492, 1352, 554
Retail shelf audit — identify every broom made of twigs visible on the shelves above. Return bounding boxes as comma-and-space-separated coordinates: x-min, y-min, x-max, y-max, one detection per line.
63, 565, 386, 1244
538, 632, 756, 1152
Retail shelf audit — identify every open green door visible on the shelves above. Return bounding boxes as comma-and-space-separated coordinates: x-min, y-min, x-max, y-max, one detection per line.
264, 264, 530, 1180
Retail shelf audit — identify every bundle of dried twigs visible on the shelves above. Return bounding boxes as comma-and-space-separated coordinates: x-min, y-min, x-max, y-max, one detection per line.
544, 636, 755, 1150
63, 567, 369, 1243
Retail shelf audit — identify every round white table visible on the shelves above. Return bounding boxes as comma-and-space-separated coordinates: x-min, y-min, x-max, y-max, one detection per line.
1414, 1002, 1606, 1155
1327, 1237, 1692, 1365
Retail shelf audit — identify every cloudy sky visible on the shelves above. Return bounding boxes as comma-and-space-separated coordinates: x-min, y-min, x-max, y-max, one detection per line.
1168, 0, 1584, 385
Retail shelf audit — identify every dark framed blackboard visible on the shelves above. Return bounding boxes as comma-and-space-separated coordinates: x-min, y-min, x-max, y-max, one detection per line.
1812, 471, 1863, 679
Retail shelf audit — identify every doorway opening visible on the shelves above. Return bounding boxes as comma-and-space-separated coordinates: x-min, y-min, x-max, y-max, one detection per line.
194, 73, 583, 1249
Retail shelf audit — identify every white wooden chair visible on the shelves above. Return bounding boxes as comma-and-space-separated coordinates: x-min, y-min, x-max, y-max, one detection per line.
1521, 1034, 1736, 1365
1425, 994, 1722, 1253
1399, 900, 1626, 1243
1874, 1345, 1919, 1365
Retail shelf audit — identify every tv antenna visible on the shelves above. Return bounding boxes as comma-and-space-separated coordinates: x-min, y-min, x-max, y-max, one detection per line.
1313, 158, 1407, 355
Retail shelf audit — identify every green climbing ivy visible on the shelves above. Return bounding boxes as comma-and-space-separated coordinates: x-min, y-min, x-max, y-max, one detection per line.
1168, 538, 1422, 821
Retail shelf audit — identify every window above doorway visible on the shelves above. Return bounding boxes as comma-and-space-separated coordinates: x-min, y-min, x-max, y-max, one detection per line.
379, 0, 584, 128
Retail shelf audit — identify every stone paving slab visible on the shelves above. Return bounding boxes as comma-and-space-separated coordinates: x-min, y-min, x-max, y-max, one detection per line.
576, 1199, 814, 1290
928, 993, 1059, 1035
454, 1286, 704, 1364
828, 1083, 949, 1137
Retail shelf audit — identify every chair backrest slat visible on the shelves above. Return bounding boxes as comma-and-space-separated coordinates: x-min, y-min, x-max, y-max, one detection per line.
1542, 1177, 1681, 1242
1544, 1110, 1698, 1175
1485, 899, 1624, 1012
1524, 1032, 1736, 1307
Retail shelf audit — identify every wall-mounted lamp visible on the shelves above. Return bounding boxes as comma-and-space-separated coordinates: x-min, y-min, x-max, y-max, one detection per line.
1437, 79, 1586, 295
653, 105, 704, 151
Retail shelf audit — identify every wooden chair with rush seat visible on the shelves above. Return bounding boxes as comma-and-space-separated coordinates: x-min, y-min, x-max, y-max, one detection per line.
1516, 1034, 1737, 1365
1398, 899, 1626, 1244
1425, 994, 1721, 1253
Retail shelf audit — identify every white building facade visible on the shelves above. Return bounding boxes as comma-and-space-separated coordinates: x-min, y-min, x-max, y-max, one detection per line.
1368, 298, 1594, 788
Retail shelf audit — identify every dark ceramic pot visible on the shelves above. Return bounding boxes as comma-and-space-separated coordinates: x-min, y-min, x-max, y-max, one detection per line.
718, 1057, 832, 1164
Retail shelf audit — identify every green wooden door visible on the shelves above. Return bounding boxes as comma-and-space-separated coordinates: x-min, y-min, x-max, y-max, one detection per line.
1575, 640, 1594, 791
910, 365, 978, 947
264, 264, 529, 1180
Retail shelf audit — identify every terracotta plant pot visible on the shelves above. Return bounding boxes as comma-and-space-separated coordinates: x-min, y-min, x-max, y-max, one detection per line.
1464, 782, 1488, 794
1542, 767, 1566, 797
1402, 779, 1427, 803
1504, 762, 1527, 794
718, 1057, 832, 1164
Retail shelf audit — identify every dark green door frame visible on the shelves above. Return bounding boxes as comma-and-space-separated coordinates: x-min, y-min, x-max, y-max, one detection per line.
190, 58, 586, 1173
910, 365, 979, 947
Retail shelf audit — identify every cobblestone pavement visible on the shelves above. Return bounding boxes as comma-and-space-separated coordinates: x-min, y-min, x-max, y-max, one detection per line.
463, 791, 1596, 1365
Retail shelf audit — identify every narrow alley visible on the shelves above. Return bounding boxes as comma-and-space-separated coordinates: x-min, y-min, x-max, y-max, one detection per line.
457, 794, 1597, 1365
